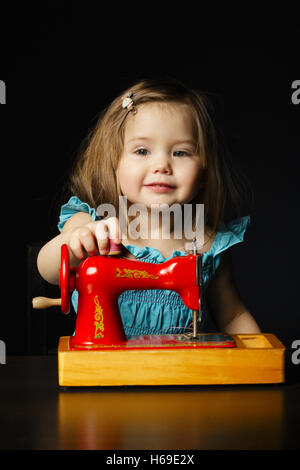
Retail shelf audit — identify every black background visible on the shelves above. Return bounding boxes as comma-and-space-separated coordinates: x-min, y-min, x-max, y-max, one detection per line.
0, 5, 299, 369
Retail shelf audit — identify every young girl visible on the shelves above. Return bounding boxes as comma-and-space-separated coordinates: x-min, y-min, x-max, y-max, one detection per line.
37, 79, 260, 337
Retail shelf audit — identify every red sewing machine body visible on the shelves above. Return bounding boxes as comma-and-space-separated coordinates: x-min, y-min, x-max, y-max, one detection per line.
59, 244, 200, 349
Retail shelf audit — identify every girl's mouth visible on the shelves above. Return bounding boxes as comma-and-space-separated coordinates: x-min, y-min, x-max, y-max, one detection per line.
144, 183, 175, 193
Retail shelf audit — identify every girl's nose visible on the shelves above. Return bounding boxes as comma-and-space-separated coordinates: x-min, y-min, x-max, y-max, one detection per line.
152, 154, 172, 174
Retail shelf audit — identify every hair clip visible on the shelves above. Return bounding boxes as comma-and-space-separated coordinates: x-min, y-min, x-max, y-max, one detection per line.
122, 93, 137, 114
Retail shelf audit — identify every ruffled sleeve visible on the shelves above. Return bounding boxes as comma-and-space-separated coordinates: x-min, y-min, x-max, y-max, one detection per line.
209, 216, 251, 273
58, 196, 100, 232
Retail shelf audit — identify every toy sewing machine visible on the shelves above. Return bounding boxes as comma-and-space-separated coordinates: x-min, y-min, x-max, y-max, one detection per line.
33, 242, 285, 386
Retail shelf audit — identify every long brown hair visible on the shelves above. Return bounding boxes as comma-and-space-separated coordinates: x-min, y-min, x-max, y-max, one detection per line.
69, 79, 245, 233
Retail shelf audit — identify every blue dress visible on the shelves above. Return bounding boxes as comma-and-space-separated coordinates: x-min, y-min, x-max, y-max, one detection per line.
58, 196, 250, 338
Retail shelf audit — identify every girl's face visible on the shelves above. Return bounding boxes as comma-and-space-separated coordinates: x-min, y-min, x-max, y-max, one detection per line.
117, 102, 204, 208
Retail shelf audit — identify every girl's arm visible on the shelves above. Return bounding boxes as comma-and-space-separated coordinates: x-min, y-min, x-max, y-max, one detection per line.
37, 212, 93, 285
37, 213, 123, 285
205, 250, 261, 334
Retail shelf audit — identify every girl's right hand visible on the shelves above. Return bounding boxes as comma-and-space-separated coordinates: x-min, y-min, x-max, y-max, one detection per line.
66, 217, 122, 260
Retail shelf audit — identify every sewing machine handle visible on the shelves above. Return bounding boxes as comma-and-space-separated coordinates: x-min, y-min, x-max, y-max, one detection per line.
59, 244, 71, 314
32, 244, 71, 313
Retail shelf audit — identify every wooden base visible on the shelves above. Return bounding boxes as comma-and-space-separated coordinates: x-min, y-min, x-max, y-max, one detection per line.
58, 334, 285, 386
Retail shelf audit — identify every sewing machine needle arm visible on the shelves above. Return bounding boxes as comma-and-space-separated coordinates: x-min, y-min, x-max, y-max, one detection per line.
195, 255, 203, 332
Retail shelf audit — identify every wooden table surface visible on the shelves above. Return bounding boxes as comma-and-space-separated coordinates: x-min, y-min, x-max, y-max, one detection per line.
0, 355, 299, 450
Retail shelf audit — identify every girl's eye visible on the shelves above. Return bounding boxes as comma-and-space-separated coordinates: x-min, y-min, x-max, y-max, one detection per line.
135, 148, 149, 156
173, 150, 190, 157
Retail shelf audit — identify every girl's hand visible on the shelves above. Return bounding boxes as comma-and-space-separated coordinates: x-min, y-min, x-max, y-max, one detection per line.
66, 217, 122, 260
